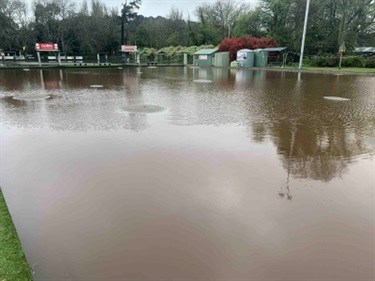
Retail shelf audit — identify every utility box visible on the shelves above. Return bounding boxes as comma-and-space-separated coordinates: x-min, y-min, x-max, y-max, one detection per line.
193, 48, 218, 66
254, 49, 268, 67
213, 52, 229, 67
236, 49, 254, 67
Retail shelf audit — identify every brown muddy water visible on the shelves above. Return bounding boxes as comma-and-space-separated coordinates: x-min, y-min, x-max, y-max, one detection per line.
0, 67, 374, 280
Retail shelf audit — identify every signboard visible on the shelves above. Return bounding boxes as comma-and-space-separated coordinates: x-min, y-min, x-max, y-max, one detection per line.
35, 43, 59, 51
198, 55, 208, 60
121, 45, 137, 52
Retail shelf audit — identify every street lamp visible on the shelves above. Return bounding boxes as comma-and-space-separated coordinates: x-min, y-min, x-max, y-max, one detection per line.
298, 0, 311, 70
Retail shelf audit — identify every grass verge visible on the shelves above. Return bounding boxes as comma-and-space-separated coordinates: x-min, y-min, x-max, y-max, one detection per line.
285, 65, 375, 73
0, 187, 33, 281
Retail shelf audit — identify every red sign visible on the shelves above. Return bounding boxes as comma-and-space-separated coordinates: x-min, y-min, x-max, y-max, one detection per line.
121, 45, 137, 52
44, 80, 61, 90
35, 43, 59, 51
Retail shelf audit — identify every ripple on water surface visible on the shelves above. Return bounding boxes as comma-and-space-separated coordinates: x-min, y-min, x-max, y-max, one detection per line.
193, 79, 212, 83
13, 95, 50, 101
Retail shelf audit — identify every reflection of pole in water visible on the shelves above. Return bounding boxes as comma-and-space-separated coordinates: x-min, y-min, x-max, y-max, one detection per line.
59, 69, 64, 86
39, 69, 44, 89
279, 125, 296, 201
121, 69, 148, 132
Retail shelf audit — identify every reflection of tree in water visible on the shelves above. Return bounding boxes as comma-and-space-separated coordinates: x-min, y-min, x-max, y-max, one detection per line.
247, 73, 373, 185
274, 121, 354, 182
253, 116, 369, 185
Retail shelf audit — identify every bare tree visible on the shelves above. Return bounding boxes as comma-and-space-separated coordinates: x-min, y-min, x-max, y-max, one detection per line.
195, 0, 251, 39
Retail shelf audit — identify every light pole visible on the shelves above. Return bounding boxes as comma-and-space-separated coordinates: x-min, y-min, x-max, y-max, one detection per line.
298, 0, 311, 70
121, 2, 127, 64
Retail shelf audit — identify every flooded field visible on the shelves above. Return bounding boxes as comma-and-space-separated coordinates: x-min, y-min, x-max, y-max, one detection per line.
0, 67, 374, 280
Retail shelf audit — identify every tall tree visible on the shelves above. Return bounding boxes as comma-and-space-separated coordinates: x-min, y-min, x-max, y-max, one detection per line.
33, 0, 61, 42
121, 0, 141, 45
194, 0, 251, 44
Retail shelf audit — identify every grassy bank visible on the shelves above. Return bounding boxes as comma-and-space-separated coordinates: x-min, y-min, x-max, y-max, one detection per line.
286, 65, 375, 73
0, 188, 33, 281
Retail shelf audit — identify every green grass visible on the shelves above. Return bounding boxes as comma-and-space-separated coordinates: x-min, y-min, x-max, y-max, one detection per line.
286, 65, 375, 73
0, 188, 33, 281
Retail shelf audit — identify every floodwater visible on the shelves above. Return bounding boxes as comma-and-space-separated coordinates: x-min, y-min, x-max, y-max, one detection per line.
0, 67, 374, 280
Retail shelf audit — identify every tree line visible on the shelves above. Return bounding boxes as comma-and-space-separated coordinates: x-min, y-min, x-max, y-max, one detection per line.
0, 0, 374, 57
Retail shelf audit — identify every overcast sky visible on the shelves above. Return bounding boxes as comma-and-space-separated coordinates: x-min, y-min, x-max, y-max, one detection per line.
136, 0, 201, 18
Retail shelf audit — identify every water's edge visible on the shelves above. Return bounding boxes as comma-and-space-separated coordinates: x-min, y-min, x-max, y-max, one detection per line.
0, 187, 34, 280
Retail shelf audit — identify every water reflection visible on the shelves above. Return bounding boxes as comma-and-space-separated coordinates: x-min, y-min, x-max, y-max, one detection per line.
245, 72, 373, 182
1, 68, 373, 179
1, 67, 374, 280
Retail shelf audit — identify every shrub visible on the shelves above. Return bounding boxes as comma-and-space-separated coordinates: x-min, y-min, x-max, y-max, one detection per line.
218, 35, 279, 61
363, 57, 375, 68
303, 58, 313, 66
310, 56, 338, 67
341, 56, 365, 67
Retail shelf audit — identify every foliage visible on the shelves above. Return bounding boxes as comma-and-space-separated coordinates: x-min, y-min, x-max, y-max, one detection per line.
307, 54, 374, 68
120, 0, 141, 44
193, 0, 251, 44
235, 0, 375, 54
309, 56, 339, 67
363, 56, 375, 68
0, 0, 374, 65
139, 44, 215, 62
0, 188, 33, 281
218, 35, 279, 61
341, 56, 365, 67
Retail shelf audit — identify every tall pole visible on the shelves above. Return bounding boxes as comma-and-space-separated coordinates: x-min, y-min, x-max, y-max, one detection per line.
121, 2, 126, 64
298, 0, 310, 70
121, 3, 125, 45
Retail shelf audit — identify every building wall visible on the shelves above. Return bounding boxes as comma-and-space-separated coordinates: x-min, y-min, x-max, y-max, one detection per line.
193, 54, 214, 66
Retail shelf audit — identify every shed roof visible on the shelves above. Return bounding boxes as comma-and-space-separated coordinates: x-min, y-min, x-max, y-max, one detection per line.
255, 47, 287, 52
354, 47, 375, 53
194, 48, 218, 55
238, 49, 253, 52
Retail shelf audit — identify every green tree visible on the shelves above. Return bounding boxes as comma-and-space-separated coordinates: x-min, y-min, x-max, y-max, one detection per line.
33, 0, 61, 42
253, 0, 375, 54
193, 0, 251, 45
121, 0, 141, 45
233, 10, 266, 38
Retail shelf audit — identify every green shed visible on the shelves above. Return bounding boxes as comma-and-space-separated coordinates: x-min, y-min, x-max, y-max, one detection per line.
213, 52, 229, 67
254, 49, 268, 67
193, 48, 218, 66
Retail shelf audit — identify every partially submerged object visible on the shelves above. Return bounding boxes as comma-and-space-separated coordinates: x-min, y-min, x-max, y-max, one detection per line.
13, 95, 50, 101
193, 79, 212, 83
323, 96, 350, 101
